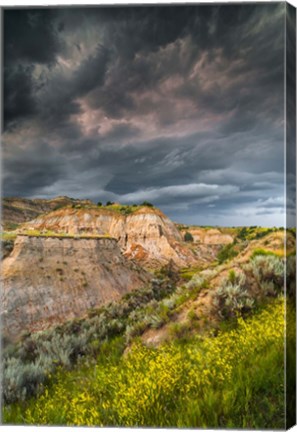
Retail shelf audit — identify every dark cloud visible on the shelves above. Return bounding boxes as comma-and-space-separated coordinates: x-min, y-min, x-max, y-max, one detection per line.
4, 9, 61, 65
3, 65, 36, 129
2, 4, 287, 226
3, 139, 64, 197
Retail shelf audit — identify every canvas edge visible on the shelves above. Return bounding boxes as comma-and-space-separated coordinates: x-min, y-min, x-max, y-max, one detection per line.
285, 1, 296, 430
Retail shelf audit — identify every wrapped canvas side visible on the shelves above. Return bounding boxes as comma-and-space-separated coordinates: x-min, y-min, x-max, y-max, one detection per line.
286, 2, 296, 429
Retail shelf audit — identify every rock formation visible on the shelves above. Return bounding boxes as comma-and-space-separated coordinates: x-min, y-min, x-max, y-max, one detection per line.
2, 235, 150, 340
20, 207, 198, 268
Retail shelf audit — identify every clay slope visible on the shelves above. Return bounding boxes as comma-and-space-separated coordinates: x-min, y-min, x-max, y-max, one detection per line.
20, 207, 198, 268
2, 235, 150, 340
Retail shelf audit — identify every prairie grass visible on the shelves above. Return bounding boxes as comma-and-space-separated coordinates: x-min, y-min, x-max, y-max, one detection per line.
3, 298, 286, 429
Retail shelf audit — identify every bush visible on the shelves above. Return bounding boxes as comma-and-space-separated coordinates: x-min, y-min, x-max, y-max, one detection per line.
251, 248, 278, 259
228, 269, 236, 284
141, 201, 154, 207
250, 255, 284, 290
254, 229, 273, 239
217, 243, 238, 263
213, 272, 254, 319
184, 232, 194, 242
120, 206, 133, 215
3, 357, 48, 404
237, 227, 248, 240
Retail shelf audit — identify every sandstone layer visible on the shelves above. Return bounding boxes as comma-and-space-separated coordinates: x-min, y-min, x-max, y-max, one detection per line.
21, 207, 198, 267
181, 227, 234, 245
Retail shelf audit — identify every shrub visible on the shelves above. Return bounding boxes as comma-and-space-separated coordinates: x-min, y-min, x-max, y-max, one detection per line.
120, 206, 133, 215
237, 227, 248, 240
187, 308, 198, 322
251, 248, 278, 259
254, 229, 273, 239
213, 272, 254, 319
125, 322, 148, 342
228, 269, 236, 284
141, 201, 154, 207
3, 357, 48, 404
250, 255, 284, 290
217, 243, 238, 263
168, 322, 190, 339
184, 232, 194, 242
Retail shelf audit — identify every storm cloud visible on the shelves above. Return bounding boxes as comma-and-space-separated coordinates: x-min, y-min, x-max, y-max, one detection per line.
2, 3, 287, 226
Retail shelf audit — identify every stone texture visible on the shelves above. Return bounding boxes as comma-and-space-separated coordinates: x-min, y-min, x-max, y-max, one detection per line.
21, 207, 198, 267
2, 235, 150, 340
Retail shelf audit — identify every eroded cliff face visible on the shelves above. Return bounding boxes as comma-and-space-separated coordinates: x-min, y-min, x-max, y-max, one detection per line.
2, 235, 150, 340
20, 207, 197, 267
180, 228, 234, 245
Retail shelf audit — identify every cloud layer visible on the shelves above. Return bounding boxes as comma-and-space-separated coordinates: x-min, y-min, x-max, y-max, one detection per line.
3, 4, 286, 226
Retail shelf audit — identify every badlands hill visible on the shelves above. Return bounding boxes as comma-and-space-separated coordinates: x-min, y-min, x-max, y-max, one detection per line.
19, 205, 195, 268
13, 202, 235, 268
1, 198, 239, 339
2, 234, 149, 340
2, 197, 295, 428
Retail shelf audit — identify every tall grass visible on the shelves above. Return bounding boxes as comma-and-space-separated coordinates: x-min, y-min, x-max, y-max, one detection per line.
3, 298, 285, 429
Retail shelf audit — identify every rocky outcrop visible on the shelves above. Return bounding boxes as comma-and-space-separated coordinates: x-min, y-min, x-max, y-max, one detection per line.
20, 207, 198, 267
181, 228, 234, 245
2, 235, 150, 340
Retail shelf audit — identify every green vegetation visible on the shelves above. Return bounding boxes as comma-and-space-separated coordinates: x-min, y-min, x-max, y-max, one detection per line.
19, 229, 113, 239
184, 231, 194, 242
3, 299, 286, 428
246, 255, 285, 297
236, 226, 277, 242
1, 231, 18, 241
251, 248, 281, 259
3, 222, 20, 231
217, 242, 239, 263
141, 201, 154, 207
179, 266, 201, 281
66, 201, 155, 215
2, 221, 292, 428
96, 203, 152, 215
2, 276, 176, 405
213, 271, 254, 319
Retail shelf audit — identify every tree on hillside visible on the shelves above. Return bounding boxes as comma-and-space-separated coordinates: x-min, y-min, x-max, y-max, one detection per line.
141, 201, 154, 207
184, 231, 194, 242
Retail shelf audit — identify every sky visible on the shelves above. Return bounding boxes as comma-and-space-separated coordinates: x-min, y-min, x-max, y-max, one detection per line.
2, 3, 288, 226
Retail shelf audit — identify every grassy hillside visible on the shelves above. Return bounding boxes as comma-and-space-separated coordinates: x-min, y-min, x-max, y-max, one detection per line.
3, 299, 287, 428
2, 229, 295, 428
